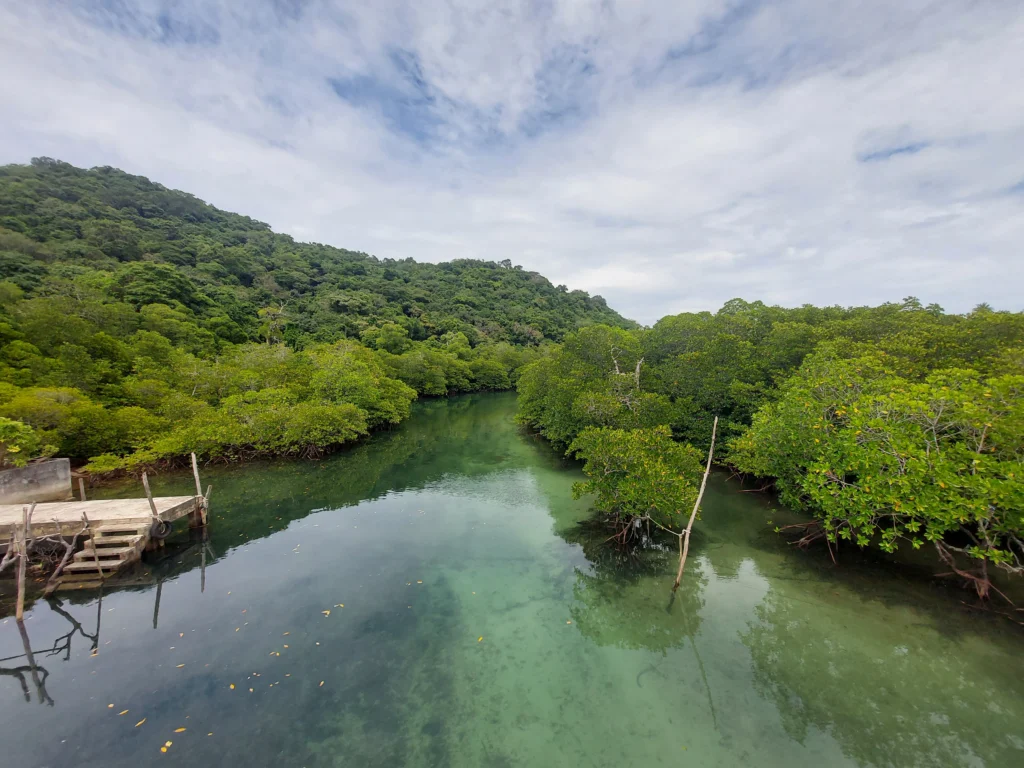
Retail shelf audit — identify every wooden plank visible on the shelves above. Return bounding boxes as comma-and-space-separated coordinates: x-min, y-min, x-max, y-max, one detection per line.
88, 534, 145, 545
64, 560, 125, 572
0, 497, 194, 537
75, 545, 137, 558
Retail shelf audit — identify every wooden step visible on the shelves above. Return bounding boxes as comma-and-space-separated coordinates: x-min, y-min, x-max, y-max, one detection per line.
75, 546, 136, 560
89, 534, 145, 546
63, 559, 127, 572
94, 522, 151, 535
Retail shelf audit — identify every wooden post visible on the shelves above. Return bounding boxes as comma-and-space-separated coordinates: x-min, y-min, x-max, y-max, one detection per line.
202, 484, 212, 526
142, 475, 159, 524
78, 477, 87, 502
84, 511, 104, 581
15, 506, 28, 621
190, 452, 205, 528
190, 452, 203, 497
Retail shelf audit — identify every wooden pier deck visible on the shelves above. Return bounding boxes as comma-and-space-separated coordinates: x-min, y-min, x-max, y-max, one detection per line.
0, 496, 198, 539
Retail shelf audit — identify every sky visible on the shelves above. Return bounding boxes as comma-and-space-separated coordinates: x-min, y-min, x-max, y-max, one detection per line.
1, 1, 1023, 325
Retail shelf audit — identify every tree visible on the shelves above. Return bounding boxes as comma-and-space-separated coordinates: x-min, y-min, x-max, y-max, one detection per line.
569, 425, 704, 532
0, 417, 52, 467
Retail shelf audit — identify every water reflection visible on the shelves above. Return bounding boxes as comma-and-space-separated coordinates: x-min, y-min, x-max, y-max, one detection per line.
0, 393, 1021, 768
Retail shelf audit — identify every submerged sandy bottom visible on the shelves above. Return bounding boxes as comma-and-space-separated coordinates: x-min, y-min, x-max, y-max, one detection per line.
2, 393, 1022, 767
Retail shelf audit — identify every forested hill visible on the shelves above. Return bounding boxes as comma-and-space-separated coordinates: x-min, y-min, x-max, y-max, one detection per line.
0, 157, 632, 347
0, 158, 631, 471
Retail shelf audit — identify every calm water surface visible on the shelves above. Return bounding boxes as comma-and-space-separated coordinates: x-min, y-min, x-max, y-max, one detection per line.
2, 393, 1022, 767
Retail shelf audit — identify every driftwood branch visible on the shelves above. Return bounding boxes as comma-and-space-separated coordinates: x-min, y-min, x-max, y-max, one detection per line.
672, 417, 718, 592
43, 514, 91, 595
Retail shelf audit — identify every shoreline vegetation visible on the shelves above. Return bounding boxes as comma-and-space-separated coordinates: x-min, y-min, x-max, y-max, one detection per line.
1, 158, 1021, 601
514, 303, 1024, 600
0, 158, 631, 473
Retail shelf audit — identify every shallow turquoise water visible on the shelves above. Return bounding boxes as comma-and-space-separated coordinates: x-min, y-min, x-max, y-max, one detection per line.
1, 392, 1022, 767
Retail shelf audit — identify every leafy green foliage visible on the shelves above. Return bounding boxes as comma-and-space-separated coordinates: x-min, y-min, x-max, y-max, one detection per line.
0, 158, 629, 468
569, 426, 704, 530
0, 416, 53, 468
731, 348, 1024, 576
519, 298, 1024, 582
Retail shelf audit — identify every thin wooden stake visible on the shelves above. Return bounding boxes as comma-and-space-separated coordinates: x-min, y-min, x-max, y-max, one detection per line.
15, 505, 29, 621
142, 472, 159, 522
78, 477, 87, 502
673, 416, 718, 592
190, 452, 203, 498
83, 511, 105, 581
202, 484, 212, 526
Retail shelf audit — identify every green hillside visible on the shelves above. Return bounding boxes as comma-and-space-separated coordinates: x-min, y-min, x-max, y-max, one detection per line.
0, 158, 633, 469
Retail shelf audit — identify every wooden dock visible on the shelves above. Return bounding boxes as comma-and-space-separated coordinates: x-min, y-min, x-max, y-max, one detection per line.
0, 496, 198, 539
2, 495, 206, 594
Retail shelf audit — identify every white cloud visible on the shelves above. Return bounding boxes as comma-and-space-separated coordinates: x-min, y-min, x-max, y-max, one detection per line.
1, 0, 1023, 324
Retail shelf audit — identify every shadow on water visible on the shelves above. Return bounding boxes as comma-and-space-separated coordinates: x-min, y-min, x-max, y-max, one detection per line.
1, 392, 1022, 768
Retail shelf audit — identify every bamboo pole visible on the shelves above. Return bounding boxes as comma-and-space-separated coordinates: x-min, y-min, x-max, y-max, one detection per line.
672, 416, 718, 592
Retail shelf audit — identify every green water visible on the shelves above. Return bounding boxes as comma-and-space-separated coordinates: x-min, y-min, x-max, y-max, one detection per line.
2, 393, 1022, 767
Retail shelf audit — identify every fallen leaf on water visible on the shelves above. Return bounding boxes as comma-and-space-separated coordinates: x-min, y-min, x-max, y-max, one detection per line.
229, 684, 235, 690
566, 621, 572, 625
208, 732, 213, 736
249, 688, 254, 693
165, 741, 173, 747
321, 610, 330, 617
179, 633, 184, 638
319, 681, 324, 687
283, 645, 289, 648
160, 747, 167, 753
176, 664, 185, 668
107, 703, 114, 708
283, 632, 290, 636
478, 637, 483, 642
235, 628, 240, 632
174, 728, 186, 733
135, 718, 146, 727
416, 581, 423, 584
119, 710, 129, 715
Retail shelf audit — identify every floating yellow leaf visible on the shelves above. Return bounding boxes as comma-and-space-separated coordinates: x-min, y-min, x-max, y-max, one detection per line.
283, 632, 290, 636
174, 728, 186, 733
319, 680, 325, 687
566, 621, 572, 625
229, 684, 235, 690
165, 741, 172, 747
176, 664, 185, 668
416, 581, 423, 584
208, 732, 213, 736
321, 610, 330, 617
119, 709, 129, 715
179, 633, 184, 638
478, 637, 483, 642
160, 747, 167, 753
135, 718, 147, 727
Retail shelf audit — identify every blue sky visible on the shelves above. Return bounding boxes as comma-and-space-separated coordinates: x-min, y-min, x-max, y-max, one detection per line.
1, 0, 1023, 323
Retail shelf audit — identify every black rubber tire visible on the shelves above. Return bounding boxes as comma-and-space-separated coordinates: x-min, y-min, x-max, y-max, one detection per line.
150, 519, 173, 540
